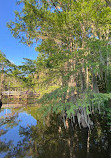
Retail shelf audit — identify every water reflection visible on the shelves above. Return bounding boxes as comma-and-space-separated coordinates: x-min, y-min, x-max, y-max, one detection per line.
0, 108, 110, 158
0, 108, 37, 158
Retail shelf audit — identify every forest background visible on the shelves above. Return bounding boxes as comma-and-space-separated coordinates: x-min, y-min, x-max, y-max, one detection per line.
0, 0, 111, 128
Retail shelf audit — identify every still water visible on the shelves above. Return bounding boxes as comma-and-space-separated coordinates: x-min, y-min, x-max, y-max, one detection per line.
0, 107, 110, 158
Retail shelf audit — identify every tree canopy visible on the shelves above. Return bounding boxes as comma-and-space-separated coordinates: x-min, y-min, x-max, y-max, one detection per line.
7, 0, 111, 128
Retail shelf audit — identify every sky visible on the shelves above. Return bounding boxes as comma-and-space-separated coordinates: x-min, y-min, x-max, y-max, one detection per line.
0, 0, 39, 66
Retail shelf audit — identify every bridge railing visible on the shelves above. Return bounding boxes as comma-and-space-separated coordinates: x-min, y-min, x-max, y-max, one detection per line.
2, 91, 22, 95
2, 91, 39, 96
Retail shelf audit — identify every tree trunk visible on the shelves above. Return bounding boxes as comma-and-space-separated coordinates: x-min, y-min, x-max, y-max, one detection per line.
0, 64, 4, 100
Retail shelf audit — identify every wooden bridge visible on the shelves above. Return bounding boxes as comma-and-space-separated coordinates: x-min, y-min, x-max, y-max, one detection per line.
0, 87, 39, 106
1, 90, 40, 107
1, 87, 39, 96
2, 91, 22, 96
2, 91, 38, 96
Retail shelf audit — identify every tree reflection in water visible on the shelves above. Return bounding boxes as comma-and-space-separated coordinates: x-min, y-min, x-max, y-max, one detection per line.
2, 112, 110, 158
0, 113, 19, 157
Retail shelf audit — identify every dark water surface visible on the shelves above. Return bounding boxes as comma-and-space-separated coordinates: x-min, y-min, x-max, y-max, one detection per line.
0, 107, 110, 158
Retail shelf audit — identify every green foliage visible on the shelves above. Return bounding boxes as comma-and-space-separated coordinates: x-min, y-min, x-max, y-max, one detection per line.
38, 86, 111, 121
7, 0, 111, 123
0, 51, 15, 74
